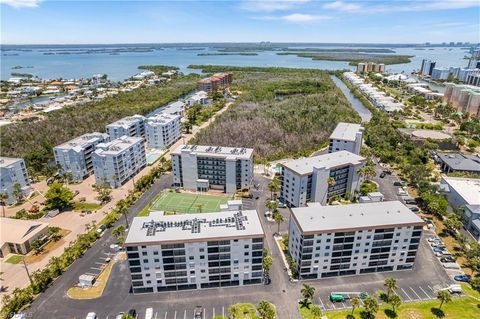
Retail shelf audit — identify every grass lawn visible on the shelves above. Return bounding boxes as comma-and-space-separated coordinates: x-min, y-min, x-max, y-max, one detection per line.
73, 202, 103, 211
325, 284, 480, 319
140, 191, 230, 216
5, 255, 24, 264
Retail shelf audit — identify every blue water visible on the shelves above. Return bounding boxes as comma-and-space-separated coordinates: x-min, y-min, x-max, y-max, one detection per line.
1, 45, 470, 81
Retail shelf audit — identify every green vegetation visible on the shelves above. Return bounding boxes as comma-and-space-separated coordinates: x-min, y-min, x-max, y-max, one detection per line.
73, 202, 103, 211
0, 160, 171, 317
277, 52, 413, 65
327, 284, 480, 319
10, 72, 34, 78
137, 65, 179, 74
227, 303, 260, 319
189, 65, 360, 161
359, 180, 378, 195
0, 74, 198, 175
186, 99, 225, 126
12, 208, 44, 220
44, 183, 74, 211
146, 191, 229, 215
284, 48, 396, 53
5, 255, 24, 264
298, 304, 323, 319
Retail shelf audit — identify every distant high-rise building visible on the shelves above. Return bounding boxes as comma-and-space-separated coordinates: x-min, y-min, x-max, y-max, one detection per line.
106, 115, 146, 140
431, 67, 450, 80
0, 157, 31, 204
468, 49, 480, 69
420, 59, 436, 76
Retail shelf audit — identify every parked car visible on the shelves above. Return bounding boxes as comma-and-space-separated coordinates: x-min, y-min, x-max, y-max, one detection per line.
128, 309, 137, 317
96, 225, 106, 234
115, 313, 124, 319
85, 313, 97, 319
404, 198, 416, 205
433, 247, 447, 253
277, 200, 287, 208
379, 172, 386, 178
454, 274, 471, 282
443, 262, 461, 270
440, 257, 456, 263
393, 181, 403, 186
427, 236, 439, 242
194, 306, 204, 319
409, 207, 420, 212
145, 308, 154, 319
383, 170, 392, 175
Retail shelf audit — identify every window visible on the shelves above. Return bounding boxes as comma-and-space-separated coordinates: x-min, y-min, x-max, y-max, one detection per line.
200, 255, 205, 259
142, 252, 147, 256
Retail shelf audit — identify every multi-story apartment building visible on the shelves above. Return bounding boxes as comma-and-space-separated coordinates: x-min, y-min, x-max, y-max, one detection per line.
53, 132, 109, 181
106, 115, 146, 140
466, 71, 480, 87
420, 59, 436, 76
431, 67, 450, 80
145, 113, 181, 149
443, 83, 480, 118
92, 136, 146, 188
356, 63, 385, 74
197, 73, 233, 93
0, 157, 31, 205
171, 145, 253, 193
279, 151, 365, 207
124, 210, 265, 293
288, 201, 424, 279
328, 122, 364, 155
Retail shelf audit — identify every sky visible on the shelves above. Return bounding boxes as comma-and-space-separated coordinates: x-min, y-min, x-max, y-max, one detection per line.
1, 0, 479, 44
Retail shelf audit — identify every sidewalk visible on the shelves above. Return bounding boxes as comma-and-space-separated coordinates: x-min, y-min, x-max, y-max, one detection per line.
0, 100, 233, 298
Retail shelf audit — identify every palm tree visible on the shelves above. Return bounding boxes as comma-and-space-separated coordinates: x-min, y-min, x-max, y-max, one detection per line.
300, 284, 316, 304
12, 182, 23, 203
384, 277, 398, 299
119, 206, 130, 228
268, 179, 280, 200
311, 304, 322, 319
273, 211, 285, 235
350, 297, 361, 316
265, 200, 278, 213
437, 290, 452, 309
389, 294, 401, 313
0, 193, 8, 217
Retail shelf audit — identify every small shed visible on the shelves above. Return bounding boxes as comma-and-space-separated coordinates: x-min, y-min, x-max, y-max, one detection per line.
79, 274, 96, 288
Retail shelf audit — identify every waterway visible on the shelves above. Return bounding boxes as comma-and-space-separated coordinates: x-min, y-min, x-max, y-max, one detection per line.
330, 74, 372, 122
1, 44, 470, 81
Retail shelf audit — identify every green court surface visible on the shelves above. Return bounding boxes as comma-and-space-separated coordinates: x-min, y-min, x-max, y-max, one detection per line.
149, 192, 230, 214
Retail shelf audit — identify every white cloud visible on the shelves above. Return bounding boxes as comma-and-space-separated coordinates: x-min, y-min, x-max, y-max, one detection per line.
323, 1, 362, 12
240, 0, 311, 12
0, 0, 41, 8
255, 13, 331, 22
369, 0, 479, 13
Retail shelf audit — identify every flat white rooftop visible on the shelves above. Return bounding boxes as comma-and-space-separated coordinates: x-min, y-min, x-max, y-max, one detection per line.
0, 157, 24, 168
281, 150, 365, 175
146, 113, 180, 125
125, 210, 264, 245
441, 176, 480, 205
106, 115, 145, 129
172, 145, 253, 160
329, 122, 363, 142
95, 136, 143, 156
54, 132, 108, 152
291, 201, 424, 234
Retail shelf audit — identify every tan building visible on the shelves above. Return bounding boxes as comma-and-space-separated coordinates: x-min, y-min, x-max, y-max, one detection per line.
356, 62, 385, 74
0, 217, 49, 257
197, 73, 233, 93
444, 83, 480, 118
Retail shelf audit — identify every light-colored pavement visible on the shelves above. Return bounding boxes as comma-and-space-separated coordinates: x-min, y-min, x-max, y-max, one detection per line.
0, 100, 233, 298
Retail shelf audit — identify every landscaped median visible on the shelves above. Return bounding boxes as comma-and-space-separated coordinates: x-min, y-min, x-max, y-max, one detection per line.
67, 252, 126, 300
323, 285, 480, 319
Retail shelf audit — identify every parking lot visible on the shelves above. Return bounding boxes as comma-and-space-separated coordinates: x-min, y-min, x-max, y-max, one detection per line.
101, 304, 235, 319
83, 251, 115, 278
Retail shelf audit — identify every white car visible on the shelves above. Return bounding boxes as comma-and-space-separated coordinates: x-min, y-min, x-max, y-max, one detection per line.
85, 313, 97, 319
442, 262, 461, 270
145, 308, 153, 319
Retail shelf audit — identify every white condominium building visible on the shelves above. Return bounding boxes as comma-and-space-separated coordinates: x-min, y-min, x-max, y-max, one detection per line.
106, 115, 146, 140
328, 122, 364, 155
0, 157, 31, 204
145, 113, 181, 149
171, 145, 254, 193
289, 201, 424, 279
54, 132, 109, 181
124, 210, 265, 293
92, 136, 146, 188
280, 151, 365, 207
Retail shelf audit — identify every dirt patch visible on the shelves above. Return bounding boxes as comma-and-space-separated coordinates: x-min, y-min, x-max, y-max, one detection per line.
24, 229, 71, 264
402, 310, 423, 319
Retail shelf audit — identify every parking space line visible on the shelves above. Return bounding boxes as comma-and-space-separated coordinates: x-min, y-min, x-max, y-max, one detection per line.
222, 306, 225, 318
174, 310, 177, 319
330, 302, 337, 310
340, 302, 346, 309
418, 286, 432, 299
164, 311, 167, 319
401, 288, 412, 301
154, 312, 157, 319
409, 287, 422, 300
95, 262, 105, 265
318, 297, 326, 311
203, 308, 206, 319
212, 307, 215, 318
91, 267, 103, 271
183, 309, 186, 319
427, 285, 434, 292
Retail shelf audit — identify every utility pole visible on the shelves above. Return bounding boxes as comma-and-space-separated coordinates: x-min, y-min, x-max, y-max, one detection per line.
23, 258, 33, 285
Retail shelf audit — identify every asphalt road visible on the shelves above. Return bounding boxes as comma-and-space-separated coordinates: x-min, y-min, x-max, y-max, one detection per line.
25, 172, 452, 319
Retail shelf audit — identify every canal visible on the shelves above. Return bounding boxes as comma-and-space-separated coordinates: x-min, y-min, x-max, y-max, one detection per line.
330, 74, 372, 123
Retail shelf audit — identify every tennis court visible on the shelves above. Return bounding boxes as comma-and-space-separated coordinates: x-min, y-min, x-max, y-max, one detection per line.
150, 192, 230, 214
